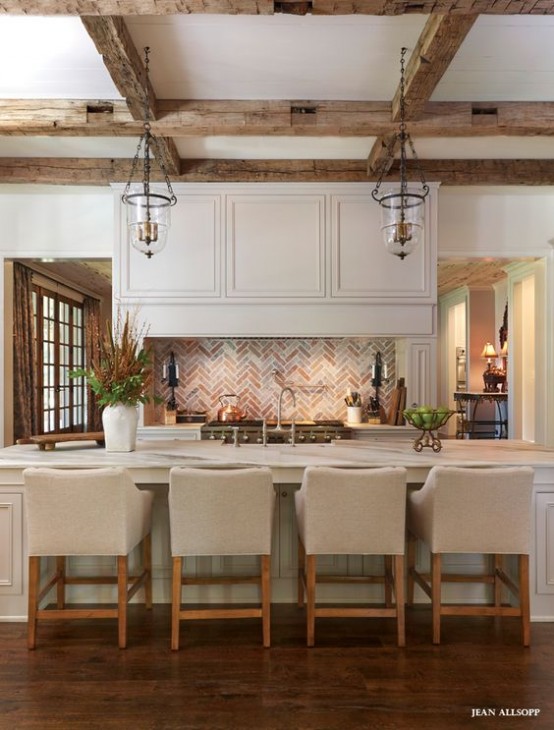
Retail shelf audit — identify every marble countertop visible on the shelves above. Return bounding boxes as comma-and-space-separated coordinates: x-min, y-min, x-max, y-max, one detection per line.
0, 438, 553, 473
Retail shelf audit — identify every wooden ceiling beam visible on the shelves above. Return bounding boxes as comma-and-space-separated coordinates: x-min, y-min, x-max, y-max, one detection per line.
393, 15, 478, 122
2, 157, 554, 185
2, 0, 554, 15
368, 14, 477, 176
80, 16, 180, 176
2, 99, 554, 138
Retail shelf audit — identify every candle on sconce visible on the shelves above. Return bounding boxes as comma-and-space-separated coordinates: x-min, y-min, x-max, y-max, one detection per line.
383, 363, 388, 380
162, 363, 167, 380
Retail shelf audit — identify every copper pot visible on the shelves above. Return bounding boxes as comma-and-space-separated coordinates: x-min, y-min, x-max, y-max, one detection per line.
217, 394, 247, 422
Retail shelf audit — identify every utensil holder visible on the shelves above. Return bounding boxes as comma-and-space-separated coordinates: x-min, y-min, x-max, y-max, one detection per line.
346, 406, 363, 424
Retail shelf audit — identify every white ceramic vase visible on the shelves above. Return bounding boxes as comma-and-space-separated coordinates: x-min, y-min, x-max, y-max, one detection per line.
101, 403, 139, 452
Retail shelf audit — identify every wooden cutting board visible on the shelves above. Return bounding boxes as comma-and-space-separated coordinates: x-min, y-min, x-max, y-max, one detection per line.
387, 378, 406, 425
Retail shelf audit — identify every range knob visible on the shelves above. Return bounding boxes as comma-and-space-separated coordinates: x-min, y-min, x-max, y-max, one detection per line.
335, 432, 342, 440
256, 435, 263, 444
324, 433, 332, 442
209, 431, 216, 440
243, 433, 250, 443
310, 432, 317, 442
297, 433, 306, 442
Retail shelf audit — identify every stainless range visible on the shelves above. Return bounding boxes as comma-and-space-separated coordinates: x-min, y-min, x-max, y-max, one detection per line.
200, 420, 352, 444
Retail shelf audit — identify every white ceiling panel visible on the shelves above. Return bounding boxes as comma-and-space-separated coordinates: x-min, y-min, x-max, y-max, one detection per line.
175, 136, 375, 159
125, 15, 427, 101
0, 17, 122, 99
0, 137, 139, 158
433, 15, 554, 102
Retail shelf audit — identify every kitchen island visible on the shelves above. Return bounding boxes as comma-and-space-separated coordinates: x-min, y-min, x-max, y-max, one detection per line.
1, 437, 553, 621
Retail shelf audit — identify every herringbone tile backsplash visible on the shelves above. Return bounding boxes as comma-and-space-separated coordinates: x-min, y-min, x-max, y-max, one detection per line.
148, 338, 396, 423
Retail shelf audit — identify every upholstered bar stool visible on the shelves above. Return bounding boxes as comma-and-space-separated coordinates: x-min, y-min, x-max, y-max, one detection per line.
23, 466, 153, 649
407, 465, 534, 645
295, 466, 408, 647
168, 466, 275, 651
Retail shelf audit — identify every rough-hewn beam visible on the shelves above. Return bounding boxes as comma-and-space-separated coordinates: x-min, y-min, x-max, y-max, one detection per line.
2, 1, 554, 14
393, 15, 478, 121
368, 14, 477, 175
2, 99, 554, 138
80, 16, 180, 176
81, 16, 154, 120
2, 157, 554, 185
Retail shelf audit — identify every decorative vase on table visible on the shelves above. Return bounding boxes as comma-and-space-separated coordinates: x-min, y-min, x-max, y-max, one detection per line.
102, 404, 140, 452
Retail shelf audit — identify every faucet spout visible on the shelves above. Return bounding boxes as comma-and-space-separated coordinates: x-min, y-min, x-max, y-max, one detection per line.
276, 386, 296, 430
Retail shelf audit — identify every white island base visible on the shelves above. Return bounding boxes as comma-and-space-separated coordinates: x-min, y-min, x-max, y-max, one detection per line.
1, 437, 553, 622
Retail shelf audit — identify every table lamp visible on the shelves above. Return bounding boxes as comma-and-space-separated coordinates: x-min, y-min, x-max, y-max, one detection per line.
481, 342, 498, 392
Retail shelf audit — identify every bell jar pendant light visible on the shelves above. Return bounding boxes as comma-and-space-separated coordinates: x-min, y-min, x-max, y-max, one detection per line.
122, 47, 177, 259
371, 47, 429, 260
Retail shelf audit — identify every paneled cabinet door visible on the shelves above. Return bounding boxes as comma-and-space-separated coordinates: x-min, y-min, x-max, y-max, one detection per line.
226, 194, 325, 298
0, 491, 24, 619
119, 194, 221, 300
331, 194, 434, 301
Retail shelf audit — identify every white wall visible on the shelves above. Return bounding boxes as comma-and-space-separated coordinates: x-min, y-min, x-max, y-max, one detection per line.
438, 186, 554, 258
0, 185, 113, 445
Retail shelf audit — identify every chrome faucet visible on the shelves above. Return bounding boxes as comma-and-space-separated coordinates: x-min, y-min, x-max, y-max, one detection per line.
276, 386, 296, 430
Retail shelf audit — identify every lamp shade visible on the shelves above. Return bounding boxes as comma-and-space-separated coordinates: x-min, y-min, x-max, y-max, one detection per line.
378, 189, 425, 259
481, 342, 498, 359
125, 184, 173, 259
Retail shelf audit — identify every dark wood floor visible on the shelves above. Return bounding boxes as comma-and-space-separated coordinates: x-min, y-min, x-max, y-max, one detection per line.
1, 604, 553, 730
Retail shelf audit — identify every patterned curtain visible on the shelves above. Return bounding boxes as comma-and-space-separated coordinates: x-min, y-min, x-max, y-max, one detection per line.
13, 262, 39, 440
83, 296, 103, 432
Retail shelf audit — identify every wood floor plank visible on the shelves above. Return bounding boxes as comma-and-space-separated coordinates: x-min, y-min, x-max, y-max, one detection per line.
0, 604, 553, 729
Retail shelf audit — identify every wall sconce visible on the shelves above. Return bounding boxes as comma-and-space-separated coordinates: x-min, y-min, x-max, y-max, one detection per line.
162, 351, 179, 410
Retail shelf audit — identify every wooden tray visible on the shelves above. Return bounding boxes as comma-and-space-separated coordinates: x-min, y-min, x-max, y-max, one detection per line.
17, 432, 105, 451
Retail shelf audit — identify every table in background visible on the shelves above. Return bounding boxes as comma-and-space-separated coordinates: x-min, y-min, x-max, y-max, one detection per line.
453, 391, 508, 439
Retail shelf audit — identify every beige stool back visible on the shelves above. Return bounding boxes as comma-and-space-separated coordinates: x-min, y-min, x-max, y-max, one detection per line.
296, 466, 407, 555
408, 465, 534, 554
169, 466, 275, 556
24, 466, 153, 556
168, 466, 275, 650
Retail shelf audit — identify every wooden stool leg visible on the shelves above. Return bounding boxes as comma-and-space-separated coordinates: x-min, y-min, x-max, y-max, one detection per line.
117, 555, 128, 650
431, 552, 442, 645
56, 556, 65, 609
494, 553, 503, 607
297, 537, 305, 608
406, 530, 416, 606
171, 556, 183, 651
306, 554, 316, 648
394, 554, 406, 648
27, 556, 40, 650
384, 555, 393, 607
519, 554, 531, 647
143, 533, 153, 609
261, 554, 271, 648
